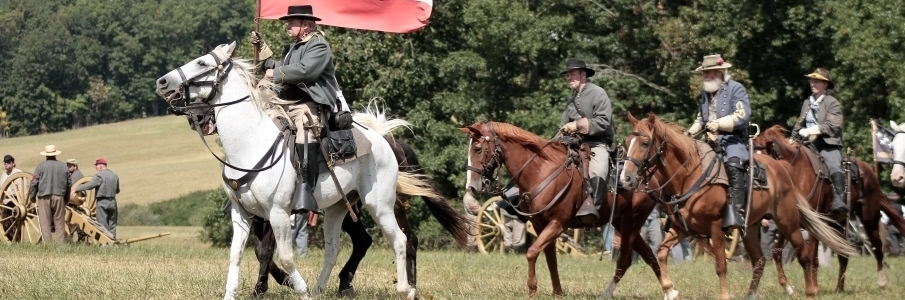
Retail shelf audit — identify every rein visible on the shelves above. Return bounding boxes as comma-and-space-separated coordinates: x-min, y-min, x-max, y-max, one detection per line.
627, 131, 718, 205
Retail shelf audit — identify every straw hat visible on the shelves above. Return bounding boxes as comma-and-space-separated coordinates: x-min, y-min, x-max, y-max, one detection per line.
694, 54, 733, 72
66, 158, 78, 165
805, 68, 834, 89
39, 145, 62, 156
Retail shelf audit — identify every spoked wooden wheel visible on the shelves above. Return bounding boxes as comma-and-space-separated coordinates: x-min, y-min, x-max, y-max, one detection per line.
692, 228, 741, 259
475, 197, 506, 254
69, 177, 97, 218
0, 172, 41, 243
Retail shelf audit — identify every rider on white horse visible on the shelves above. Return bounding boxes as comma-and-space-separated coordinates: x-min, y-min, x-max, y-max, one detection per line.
252, 5, 339, 214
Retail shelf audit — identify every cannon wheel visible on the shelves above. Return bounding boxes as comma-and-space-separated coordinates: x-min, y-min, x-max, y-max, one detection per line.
0, 172, 41, 243
475, 197, 585, 255
69, 177, 97, 218
692, 228, 741, 259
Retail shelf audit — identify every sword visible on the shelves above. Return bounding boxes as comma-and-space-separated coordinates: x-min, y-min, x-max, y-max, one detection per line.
745, 123, 760, 232
303, 111, 359, 222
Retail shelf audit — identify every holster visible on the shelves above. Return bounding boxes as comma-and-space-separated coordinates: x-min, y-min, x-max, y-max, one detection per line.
579, 143, 591, 180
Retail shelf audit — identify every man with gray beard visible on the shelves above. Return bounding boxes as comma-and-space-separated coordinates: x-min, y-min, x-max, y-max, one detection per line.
685, 54, 751, 232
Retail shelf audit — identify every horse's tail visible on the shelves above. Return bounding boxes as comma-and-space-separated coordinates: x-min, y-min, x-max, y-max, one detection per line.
396, 171, 474, 247
352, 100, 412, 137
795, 192, 859, 257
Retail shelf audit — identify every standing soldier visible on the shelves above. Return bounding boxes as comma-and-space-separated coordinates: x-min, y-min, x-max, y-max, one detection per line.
74, 158, 120, 238
685, 54, 752, 232
30, 145, 69, 243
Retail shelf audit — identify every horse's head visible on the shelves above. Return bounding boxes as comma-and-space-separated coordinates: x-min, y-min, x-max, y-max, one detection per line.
752, 125, 791, 159
459, 122, 504, 197
155, 41, 238, 135
889, 121, 905, 187
620, 112, 664, 190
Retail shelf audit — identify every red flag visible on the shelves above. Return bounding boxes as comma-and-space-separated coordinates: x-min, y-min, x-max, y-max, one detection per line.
259, 0, 432, 33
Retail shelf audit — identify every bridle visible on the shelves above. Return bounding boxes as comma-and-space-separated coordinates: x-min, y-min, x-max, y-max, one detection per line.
466, 123, 506, 196
894, 131, 905, 168
624, 131, 667, 187
162, 50, 290, 175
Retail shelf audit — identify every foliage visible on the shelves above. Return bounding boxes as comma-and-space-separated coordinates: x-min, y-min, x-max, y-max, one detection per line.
3, 0, 905, 222
119, 189, 226, 226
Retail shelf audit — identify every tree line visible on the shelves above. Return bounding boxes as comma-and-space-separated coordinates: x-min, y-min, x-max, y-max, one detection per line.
3, 0, 904, 200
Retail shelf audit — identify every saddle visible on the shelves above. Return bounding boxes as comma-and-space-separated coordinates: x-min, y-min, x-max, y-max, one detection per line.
799, 144, 862, 182
698, 141, 767, 189
284, 112, 373, 174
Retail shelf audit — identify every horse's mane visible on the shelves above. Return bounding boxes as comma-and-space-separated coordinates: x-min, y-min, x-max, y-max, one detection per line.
353, 99, 412, 137
641, 116, 700, 166
230, 59, 289, 119
762, 125, 790, 140
488, 122, 564, 160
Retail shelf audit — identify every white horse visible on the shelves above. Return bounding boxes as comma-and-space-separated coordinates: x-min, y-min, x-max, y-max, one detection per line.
889, 121, 905, 187
155, 42, 420, 300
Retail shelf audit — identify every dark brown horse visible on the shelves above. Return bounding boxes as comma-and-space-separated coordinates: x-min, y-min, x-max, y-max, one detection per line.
620, 112, 857, 300
754, 125, 905, 293
248, 137, 472, 297
460, 121, 663, 298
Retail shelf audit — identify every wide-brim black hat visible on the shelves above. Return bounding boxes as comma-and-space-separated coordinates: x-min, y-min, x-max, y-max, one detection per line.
279, 5, 322, 21
561, 58, 595, 77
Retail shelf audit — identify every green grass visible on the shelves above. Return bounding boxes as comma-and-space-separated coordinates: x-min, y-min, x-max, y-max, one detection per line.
1, 226, 903, 299
0, 117, 224, 206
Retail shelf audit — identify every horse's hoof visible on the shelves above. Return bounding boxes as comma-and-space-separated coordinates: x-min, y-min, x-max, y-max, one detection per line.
663, 288, 679, 300
338, 287, 356, 298
784, 284, 794, 295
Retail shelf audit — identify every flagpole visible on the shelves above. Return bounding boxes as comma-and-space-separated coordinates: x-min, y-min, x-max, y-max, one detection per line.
871, 119, 879, 174
252, 0, 261, 74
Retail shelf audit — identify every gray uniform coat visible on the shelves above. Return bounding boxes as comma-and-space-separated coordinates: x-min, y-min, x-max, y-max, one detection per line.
76, 169, 120, 198
559, 82, 614, 146
263, 33, 337, 108
791, 94, 843, 146
30, 160, 69, 197
692, 80, 751, 161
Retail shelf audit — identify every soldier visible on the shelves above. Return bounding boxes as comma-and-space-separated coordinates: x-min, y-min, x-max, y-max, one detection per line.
1, 154, 23, 186
67, 158, 83, 183
685, 54, 752, 232
791, 68, 848, 216
558, 58, 614, 223
29, 145, 69, 243
251, 5, 339, 213
74, 158, 120, 238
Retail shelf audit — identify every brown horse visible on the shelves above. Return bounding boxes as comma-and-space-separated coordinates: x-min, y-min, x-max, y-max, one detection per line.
619, 112, 857, 300
754, 125, 905, 293
460, 121, 662, 298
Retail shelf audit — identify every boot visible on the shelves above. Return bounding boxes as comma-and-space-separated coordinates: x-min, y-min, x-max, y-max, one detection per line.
291, 143, 322, 213
577, 177, 606, 221
721, 164, 748, 232
829, 172, 849, 216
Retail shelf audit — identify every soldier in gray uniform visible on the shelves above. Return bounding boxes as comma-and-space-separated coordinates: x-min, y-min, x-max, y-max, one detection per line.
791, 68, 848, 216
558, 58, 614, 222
685, 54, 752, 231
74, 158, 120, 238
67, 158, 83, 183
251, 5, 339, 213
29, 145, 69, 243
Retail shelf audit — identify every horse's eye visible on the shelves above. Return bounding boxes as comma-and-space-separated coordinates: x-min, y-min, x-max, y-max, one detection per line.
474, 148, 483, 154
640, 141, 650, 147
197, 60, 207, 67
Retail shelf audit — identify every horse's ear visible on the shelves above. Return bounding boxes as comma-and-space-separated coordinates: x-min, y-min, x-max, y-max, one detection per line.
225, 41, 237, 57
458, 126, 481, 137
891, 120, 902, 132
626, 111, 638, 125
646, 112, 656, 123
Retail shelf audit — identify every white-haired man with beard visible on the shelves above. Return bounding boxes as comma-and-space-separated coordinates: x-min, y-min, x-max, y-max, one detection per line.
685, 54, 751, 232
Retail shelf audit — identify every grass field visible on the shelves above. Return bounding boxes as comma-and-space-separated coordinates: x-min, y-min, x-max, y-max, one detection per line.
0, 117, 224, 206
1, 226, 902, 300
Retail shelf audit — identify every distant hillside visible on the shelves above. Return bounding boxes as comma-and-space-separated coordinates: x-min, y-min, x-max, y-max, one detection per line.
0, 116, 224, 205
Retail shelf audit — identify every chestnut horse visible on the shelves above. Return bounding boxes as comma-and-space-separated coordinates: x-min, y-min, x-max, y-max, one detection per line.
619, 112, 857, 300
754, 125, 905, 293
460, 121, 662, 299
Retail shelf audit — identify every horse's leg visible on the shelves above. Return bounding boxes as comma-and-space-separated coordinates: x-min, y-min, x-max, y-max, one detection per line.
864, 216, 887, 290
601, 230, 659, 299
831, 222, 847, 293
315, 205, 348, 295
543, 240, 563, 296
525, 220, 564, 297
252, 218, 291, 297
224, 203, 253, 300
269, 209, 308, 296
658, 228, 682, 300
775, 213, 815, 299
364, 194, 413, 299
772, 235, 796, 295
709, 224, 731, 300
338, 208, 371, 296
392, 198, 418, 288
743, 228, 767, 300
